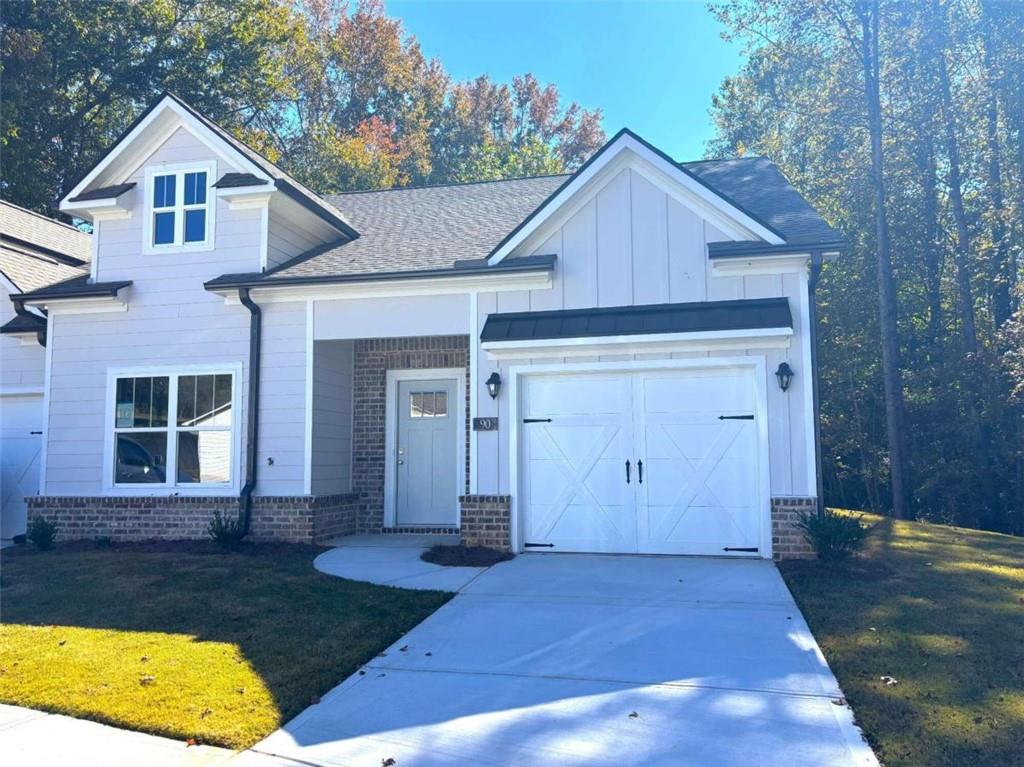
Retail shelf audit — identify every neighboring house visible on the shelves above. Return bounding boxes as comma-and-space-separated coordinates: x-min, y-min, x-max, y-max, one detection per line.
10, 93, 843, 559
0, 201, 91, 541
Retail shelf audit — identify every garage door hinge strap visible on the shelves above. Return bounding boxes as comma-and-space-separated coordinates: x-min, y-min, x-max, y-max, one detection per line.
524, 542, 555, 548
718, 414, 754, 420
523, 418, 553, 424
723, 547, 759, 552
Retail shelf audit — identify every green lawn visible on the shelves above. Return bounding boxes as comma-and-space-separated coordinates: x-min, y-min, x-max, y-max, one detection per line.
0, 542, 450, 749
780, 514, 1024, 767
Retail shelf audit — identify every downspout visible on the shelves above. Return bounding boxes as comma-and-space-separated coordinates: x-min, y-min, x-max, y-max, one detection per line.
238, 288, 262, 536
809, 251, 826, 516
12, 298, 46, 347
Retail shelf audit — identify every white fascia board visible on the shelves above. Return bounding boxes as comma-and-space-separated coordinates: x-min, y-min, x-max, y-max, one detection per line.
215, 269, 553, 305
488, 134, 784, 265
711, 254, 814, 277
483, 326, 793, 360
26, 290, 130, 315
61, 96, 270, 207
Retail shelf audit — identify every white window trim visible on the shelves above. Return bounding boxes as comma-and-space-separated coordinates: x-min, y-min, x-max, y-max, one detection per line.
102, 363, 243, 495
143, 161, 217, 255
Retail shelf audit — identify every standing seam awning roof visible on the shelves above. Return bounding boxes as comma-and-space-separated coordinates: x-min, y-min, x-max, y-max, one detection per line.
480, 298, 793, 343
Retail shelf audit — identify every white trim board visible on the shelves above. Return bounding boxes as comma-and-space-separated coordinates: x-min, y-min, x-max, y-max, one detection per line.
383, 367, 466, 529
506, 356, 773, 558
488, 132, 784, 265
483, 327, 793, 361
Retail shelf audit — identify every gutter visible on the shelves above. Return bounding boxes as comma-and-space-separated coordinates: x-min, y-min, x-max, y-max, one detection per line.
809, 251, 825, 515
11, 297, 46, 347
237, 288, 262, 536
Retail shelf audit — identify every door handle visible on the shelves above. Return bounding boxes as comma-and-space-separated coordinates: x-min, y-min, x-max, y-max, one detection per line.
625, 459, 631, 484
638, 460, 643, 484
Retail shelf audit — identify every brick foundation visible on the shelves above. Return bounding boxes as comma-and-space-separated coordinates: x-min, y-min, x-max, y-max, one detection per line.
459, 495, 511, 550
27, 493, 360, 545
771, 497, 818, 560
352, 335, 470, 533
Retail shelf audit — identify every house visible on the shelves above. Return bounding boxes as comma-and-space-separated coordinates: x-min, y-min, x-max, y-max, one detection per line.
9, 93, 844, 559
0, 202, 91, 542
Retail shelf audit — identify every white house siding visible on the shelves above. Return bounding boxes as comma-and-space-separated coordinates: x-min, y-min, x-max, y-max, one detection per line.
43, 127, 259, 495
313, 294, 469, 341
0, 295, 44, 390
267, 205, 327, 271
472, 166, 813, 499
310, 339, 354, 495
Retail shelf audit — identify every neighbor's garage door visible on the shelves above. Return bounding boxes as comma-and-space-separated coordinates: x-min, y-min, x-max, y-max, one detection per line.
1, 394, 43, 540
520, 366, 766, 557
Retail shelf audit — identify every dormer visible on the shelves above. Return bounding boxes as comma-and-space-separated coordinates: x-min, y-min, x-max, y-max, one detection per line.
59, 93, 357, 280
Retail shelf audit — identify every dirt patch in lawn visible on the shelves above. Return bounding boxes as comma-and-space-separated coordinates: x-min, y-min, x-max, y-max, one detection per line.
421, 544, 514, 567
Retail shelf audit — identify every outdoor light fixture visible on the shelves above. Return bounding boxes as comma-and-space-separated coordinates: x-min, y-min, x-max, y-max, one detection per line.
775, 362, 794, 392
486, 371, 502, 399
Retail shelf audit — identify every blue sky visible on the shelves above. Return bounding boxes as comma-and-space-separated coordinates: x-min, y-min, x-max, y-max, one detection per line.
386, 0, 744, 161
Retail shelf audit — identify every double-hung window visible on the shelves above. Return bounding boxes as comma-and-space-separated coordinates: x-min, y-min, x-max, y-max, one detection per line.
145, 163, 215, 252
110, 369, 237, 489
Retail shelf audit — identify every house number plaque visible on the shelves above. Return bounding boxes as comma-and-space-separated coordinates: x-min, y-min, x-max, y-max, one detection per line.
472, 417, 498, 431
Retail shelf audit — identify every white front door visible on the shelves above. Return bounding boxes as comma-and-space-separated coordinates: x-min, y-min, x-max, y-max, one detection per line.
520, 366, 765, 556
395, 378, 459, 526
1, 394, 43, 540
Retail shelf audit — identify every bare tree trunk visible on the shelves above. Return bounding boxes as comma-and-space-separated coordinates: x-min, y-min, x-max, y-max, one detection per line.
982, 2, 1012, 328
859, 0, 909, 519
937, 49, 979, 353
918, 135, 943, 350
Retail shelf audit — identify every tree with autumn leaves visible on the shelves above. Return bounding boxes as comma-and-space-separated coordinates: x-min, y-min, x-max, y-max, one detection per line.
0, 0, 603, 212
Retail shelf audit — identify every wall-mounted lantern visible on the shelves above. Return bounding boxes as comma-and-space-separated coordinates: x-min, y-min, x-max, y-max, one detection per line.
775, 362, 794, 392
486, 372, 502, 399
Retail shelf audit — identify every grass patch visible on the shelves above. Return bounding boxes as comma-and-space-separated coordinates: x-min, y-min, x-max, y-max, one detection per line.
779, 513, 1024, 767
0, 541, 450, 749
420, 544, 514, 568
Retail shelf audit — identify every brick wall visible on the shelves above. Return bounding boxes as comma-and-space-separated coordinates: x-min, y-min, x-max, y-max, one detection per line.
352, 336, 470, 532
27, 493, 359, 544
459, 495, 511, 550
771, 497, 817, 560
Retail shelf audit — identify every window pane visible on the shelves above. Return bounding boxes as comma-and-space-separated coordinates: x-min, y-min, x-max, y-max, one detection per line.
184, 172, 207, 205
177, 430, 231, 484
116, 378, 135, 427
154, 174, 176, 207
195, 374, 215, 424
115, 433, 167, 484
151, 376, 169, 427
213, 375, 233, 426
433, 391, 448, 417
154, 211, 175, 244
134, 377, 152, 427
410, 392, 423, 418
178, 375, 197, 426
184, 209, 206, 243
115, 376, 168, 428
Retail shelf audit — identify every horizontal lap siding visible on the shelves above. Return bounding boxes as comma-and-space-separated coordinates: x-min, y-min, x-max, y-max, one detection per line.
0, 298, 44, 389
472, 166, 812, 498
311, 340, 354, 495
44, 127, 258, 495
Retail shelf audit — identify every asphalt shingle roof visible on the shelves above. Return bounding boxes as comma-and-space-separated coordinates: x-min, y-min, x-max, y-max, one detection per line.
0, 201, 91, 294
264, 155, 837, 283
269, 175, 568, 280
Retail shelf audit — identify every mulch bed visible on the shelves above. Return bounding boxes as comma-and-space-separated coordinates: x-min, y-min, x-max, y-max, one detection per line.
421, 544, 514, 567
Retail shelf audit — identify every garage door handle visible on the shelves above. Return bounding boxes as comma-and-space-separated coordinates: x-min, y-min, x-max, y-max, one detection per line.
625, 460, 631, 483
637, 460, 643, 484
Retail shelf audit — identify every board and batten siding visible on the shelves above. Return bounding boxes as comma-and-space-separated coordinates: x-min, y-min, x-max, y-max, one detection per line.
472, 166, 812, 499
44, 127, 260, 495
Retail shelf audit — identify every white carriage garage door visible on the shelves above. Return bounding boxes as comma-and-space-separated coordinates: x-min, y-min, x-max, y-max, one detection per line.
1, 394, 43, 541
519, 365, 767, 557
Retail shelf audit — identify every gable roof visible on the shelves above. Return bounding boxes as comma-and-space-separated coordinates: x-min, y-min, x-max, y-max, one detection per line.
0, 201, 91, 295
61, 93, 357, 238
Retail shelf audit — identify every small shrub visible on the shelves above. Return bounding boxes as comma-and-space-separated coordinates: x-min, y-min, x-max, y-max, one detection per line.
207, 512, 245, 551
95, 536, 115, 549
796, 509, 867, 561
27, 517, 58, 551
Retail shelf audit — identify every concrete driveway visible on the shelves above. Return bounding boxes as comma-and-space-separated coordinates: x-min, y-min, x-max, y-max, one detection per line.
254, 554, 877, 767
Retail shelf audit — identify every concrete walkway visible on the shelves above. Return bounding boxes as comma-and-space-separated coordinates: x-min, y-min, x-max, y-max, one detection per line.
313, 534, 487, 591
255, 554, 879, 767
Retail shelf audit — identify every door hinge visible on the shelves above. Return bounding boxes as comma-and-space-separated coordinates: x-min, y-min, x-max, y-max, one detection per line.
524, 542, 555, 548
718, 414, 754, 420
722, 547, 759, 552
523, 418, 552, 424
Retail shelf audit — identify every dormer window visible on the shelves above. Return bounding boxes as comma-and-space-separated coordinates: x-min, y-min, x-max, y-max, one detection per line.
144, 162, 215, 253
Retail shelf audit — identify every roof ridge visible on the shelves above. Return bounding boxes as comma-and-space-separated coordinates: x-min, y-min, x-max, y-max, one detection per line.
0, 199, 90, 235
680, 155, 771, 166
326, 173, 570, 197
